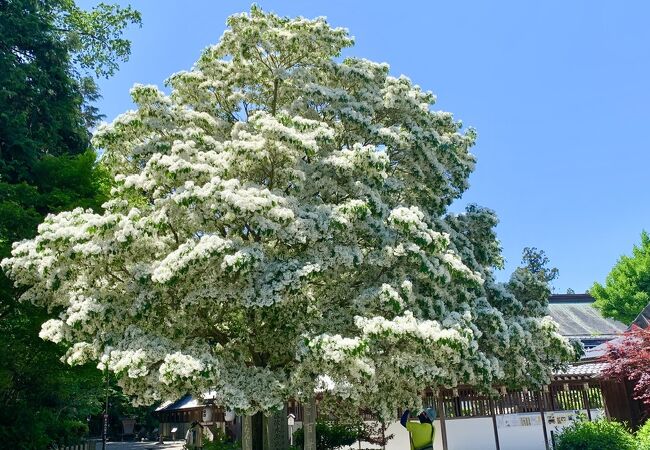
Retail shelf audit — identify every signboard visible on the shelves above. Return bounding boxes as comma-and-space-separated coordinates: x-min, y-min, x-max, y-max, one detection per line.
496, 411, 581, 429
288, 414, 296, 445
546, 411, 578, 426
497, 413, 542, 428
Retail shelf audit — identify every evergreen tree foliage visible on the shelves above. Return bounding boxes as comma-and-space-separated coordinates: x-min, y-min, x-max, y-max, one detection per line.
592, 231, 650, 324
0, 0, 139, 447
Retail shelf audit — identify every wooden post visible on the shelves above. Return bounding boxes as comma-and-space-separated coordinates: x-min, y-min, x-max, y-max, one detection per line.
303, 397, 317, 450
583, 383, 592, 421
538, 390, 550, 450
489, 398, 501, 450
436, 394, 449, 450
600, 381, 612, 419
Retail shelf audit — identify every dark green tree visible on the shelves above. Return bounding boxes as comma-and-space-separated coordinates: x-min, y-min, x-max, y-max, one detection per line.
293, 420, 359, 450
520, 247, 559, 284
592, 231, 650, 324
0, 0, 140, 447
500, 247, 559, 318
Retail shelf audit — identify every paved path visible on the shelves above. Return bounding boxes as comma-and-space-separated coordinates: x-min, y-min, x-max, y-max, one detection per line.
106, 441, 185, 450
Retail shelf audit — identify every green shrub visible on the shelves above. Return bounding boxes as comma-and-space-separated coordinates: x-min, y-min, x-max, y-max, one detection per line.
553, 419, 636, 450
201, 428, 239, 450
292, 420, 358, 450
637, 420, 650, 450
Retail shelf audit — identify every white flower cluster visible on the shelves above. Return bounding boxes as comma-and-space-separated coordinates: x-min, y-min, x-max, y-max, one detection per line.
356, 310, 470, 346
152, 235, 233, 283
159, 352, 207, 384
388, 206, 449, 247
39, 319, 67, 344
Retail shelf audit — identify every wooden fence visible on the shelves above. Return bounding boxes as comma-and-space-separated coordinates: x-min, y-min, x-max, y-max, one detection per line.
61, 440, 98, 450
426, 382, 605, 419
285, 381, 606, 422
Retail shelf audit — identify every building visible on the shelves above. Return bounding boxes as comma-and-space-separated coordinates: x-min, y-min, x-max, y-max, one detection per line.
548, 293, 626, 349
155, 394, 235, 442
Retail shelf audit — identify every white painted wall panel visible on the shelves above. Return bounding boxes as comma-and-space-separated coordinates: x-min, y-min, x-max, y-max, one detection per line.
340, 409, 604, 450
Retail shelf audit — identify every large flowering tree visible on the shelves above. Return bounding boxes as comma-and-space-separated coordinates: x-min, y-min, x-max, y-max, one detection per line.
3, 5, 572, 428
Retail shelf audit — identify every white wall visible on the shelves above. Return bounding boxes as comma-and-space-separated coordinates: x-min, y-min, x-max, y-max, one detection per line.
340, 409, 604, 450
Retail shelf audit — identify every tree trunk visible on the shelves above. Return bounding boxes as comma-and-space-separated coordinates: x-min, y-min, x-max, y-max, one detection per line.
242, 413, 265, 450
303, 397, 317, 450
264, 404, 289, 450
244, 409, 289, 450
242, 415, 253, 450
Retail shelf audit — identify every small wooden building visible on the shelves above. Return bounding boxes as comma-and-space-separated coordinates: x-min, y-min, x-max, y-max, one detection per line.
155, 394, 230, 440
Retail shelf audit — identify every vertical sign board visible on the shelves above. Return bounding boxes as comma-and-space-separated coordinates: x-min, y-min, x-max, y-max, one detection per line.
288, 414, 296, 446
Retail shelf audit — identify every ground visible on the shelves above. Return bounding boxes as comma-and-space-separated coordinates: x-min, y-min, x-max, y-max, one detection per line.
106, 441, 185, 450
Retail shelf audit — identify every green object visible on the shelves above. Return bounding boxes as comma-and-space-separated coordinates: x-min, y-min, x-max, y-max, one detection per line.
636, 420, 650, 450
292, 420, 358, 450
554, 419, 636, 450
405, 421, 434, 450
592, 231, 650, 324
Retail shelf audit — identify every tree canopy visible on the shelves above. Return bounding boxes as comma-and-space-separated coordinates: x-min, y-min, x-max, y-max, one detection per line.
3, 6, 573, 420
0, 0, 139, 447
520, 247, 559, 285
0, 0, 141, 183
592, 231, 650, 324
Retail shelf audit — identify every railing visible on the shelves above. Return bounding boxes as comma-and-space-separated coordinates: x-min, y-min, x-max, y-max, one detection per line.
424, 382, 605, 419
60, 439, 98, 450
285, 382, 605, 422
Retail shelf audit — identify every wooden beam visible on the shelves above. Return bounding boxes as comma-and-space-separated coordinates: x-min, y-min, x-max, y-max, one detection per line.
436, 394, 449, 450
489, 398, 501, 450
538, 391, 550, 450
583, 384, 592, 421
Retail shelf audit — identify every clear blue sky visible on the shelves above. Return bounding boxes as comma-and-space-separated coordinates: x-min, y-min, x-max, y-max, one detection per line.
80, 0, 650, 293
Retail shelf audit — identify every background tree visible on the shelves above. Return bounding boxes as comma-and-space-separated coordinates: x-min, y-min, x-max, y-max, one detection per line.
0, 0, 140, 447
292, 420, 359, 450
592, 231, 650, 324
359, 420, 394, 450
520, 247, 559, 284
2, 6, 573, 449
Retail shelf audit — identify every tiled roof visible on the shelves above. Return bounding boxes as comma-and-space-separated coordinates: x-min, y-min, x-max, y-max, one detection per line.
155, 394, 201, 411
632, 303, 650, 330
548, 294, 626, 339
555, 362, 608, 376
